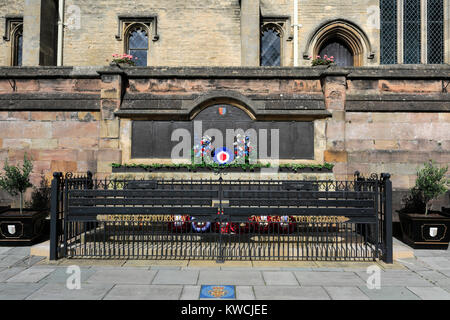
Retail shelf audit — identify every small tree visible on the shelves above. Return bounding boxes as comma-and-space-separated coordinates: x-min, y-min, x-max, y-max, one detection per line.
0, 153, 33, 214
414, 160, 448, 215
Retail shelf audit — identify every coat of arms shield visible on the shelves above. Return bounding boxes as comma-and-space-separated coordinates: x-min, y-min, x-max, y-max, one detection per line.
7, 224, 16, 235
429, 227, 438, 238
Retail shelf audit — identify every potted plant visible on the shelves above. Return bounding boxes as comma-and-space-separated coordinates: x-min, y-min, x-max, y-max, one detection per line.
398, 161, 450, 249
0, 154, 48, 246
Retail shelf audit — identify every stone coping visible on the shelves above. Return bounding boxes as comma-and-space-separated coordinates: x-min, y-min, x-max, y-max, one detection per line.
1, 65, 449, 79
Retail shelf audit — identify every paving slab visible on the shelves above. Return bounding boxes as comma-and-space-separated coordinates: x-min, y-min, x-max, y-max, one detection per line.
103, 284, 183, 300
0, 267, 26, 282
30, 240, 50, 258
11, 255, 46, 268
438, 270, 450, 277
407, 286, 450, 300
416, 270, 450, 284
375, 261, 407, 270
39, 267, 97, 284
413, 249, 450, 257
358, 286, 420, 300
311, 267, 345, 272
180, 285, 201, 300
294, 271, 365, 286
0, 247, 13, 255
189, 260, 252, 268
252, 261, 318, 268
198, 270, 264, 286
236, 286, 255, 300
26, 283, 114, 300
315, 261, 376, 270
356, 271, 434, 287
6, 267, 55, 283
396, 258, 434, 271
253, 286, 330, 300
5, 247, 31, 256
0, 255, 27, 268
416, 257, 450, 270
324, 286, 370, 300
57, 259, 126, 267
86, 269, 157, 284
262, 271, 299, 286
152, 270, 199, 285
0, 283, 45, 300
124, 259, 188, 267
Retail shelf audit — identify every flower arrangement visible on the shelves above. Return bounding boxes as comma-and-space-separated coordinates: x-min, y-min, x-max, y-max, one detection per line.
233, 134, 253, 163
310, 54, 335, 66
111, 53, 137, 66
193, 135, 214, 161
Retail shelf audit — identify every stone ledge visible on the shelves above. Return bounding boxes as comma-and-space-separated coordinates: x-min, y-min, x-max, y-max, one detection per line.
0, 66, 103, 78
346, 94, 450, 112
1, 65, 449, 80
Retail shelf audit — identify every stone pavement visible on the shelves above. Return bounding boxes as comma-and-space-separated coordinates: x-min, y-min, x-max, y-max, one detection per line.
0, 244, 450, 300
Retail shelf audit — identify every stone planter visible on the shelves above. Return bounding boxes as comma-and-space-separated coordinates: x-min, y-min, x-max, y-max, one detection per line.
398, 211, 450, 249
0, 208, 48, 246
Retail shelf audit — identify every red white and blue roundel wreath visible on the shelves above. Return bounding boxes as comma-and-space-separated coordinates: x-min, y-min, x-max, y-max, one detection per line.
191, 217, 211, 232
213, 147, 234, 165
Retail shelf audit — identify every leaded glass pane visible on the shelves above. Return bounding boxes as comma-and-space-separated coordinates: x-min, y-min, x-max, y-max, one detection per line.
403, 0, 421, 64
129, 49, 147, 66
380, 0, 397, 64
127, 27, 148, 66
427, 0, 444, 64
260, 28, 281, 66
129, 29, 148, 49
17, 34, 22, 66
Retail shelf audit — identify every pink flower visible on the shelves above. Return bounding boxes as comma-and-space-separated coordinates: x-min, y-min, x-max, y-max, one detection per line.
324, 54, 328, 58
316, 55, 321, 58
330, 56, 334, 59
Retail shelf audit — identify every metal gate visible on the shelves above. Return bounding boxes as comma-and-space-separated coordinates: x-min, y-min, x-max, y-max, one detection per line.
49, 172, 393, 263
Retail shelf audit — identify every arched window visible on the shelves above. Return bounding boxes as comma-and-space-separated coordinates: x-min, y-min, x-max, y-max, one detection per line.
125, 24, 148, 66
12, 23, 23, 66
306, 20, 372, 67
260, 24, 282, 66
319, 39, 353, 66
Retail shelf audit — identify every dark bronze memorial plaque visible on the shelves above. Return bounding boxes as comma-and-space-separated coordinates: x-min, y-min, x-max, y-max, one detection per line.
131, 104, 314, 160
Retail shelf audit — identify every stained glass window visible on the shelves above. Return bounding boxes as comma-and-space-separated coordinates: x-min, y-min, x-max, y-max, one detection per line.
127, 26, 148, 66
403, 0, 421, 64
260, 26, 281, 66
427, 0, 444, 64
380, 0, 397, 64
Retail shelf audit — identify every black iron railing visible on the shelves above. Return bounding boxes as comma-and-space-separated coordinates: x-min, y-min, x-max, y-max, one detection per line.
50, 172, 392, 263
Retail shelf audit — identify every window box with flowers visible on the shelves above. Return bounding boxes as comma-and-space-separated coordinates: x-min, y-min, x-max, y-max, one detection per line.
310, 55, 335, 66
110, 53, 138, 67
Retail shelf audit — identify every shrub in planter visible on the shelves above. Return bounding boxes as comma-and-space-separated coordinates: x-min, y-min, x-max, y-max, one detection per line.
398, 161, 450, 249
0, 154, 47, 246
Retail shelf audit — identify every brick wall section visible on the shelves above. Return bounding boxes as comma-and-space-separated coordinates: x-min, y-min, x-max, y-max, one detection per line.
0, 111, 100, 205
